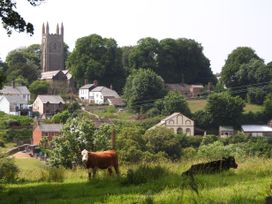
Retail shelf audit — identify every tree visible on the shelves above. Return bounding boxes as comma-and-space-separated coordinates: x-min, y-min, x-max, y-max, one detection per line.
67, 34, 126, 91
206, 92, 245, 127
29, 80, 49, 96
144, 127, 181, 160
128, 37, 160, 71
264, 94, 272, 120
123, 68, 166, 112
221, 47, 262, 88
49, 117, 96, 168
5, 45, 41, 85
0, 0, 43, 35
155, 91, 191, 116
247, 87, 265, 105
157, 38, 215, 84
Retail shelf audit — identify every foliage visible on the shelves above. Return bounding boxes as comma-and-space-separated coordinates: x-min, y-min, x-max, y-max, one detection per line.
29, 80, 49, 96
67, 102, 81, 114
47, 167, 65, 182
51, 110, 71, 123
4, 128, 32, 142
221, 47, 261, 88
123, 68, 166, 112
0, 0, 43, 35
93, 124, 113, 151
154, 91, 191, 116
0, 158, 19, 183
67, 34, 126, 91
192, 109, 212, 130
49, 117, 96, 168
264, 94, 272, 119
122, 165, 167, 185
144, 127, 181, 160
206, 92, 245, 127
5, 45, 41, 85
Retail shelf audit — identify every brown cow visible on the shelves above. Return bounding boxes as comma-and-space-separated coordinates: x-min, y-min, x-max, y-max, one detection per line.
81, 149, 120, 179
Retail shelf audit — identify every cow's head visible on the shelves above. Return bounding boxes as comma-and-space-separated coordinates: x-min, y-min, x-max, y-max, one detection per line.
223, 156, 238, 169
81, 149, 89, 162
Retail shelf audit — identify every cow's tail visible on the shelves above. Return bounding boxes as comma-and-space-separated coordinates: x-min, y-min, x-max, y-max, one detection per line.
181, 171, 199, 195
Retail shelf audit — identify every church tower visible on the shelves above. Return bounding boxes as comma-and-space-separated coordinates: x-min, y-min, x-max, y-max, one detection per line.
41, 22, 64, 72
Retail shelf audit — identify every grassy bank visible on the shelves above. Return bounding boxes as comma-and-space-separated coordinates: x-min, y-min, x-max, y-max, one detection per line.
0, 158, 271, 203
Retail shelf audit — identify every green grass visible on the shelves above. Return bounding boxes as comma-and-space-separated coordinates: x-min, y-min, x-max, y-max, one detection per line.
0, 158, 271, 203
188, 99, 264, 113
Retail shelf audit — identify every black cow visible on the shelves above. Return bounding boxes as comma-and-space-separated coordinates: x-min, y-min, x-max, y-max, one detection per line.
182, 156, 238, 176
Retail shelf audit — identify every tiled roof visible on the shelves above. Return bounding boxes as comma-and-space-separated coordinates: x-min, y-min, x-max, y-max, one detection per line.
39, 123, 63, 132
108, 97, 125, 106
91, 86, 120, 98
2, 95, 27, 104
0, 86, 30, 95
37, 95, 65, 104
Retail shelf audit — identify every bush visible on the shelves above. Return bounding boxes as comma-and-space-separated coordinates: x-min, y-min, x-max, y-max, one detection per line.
122, 165, 167, 185
48, 167, 65, 182
0, 158, 19, 183
181, 147, 197, 159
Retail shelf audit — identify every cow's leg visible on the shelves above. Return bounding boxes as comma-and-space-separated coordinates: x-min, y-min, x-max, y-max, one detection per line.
88, 168, 92, 180
108, 167, 113, 176
113, 165, 120, 176
92, 168, 97, 178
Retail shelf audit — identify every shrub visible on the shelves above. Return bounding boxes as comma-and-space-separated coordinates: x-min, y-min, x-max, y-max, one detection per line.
122, 165, 167, 185
0, 158, 19, 183
181, 147, 197, 159
48, 167, 65, 182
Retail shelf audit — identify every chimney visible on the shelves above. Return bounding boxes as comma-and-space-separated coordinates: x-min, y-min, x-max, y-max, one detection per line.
84, 79, 88, 85
110, 84, 113, 90
93, 80, 98, 87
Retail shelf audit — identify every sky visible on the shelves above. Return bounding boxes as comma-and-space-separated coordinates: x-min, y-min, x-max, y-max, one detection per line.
0, 0, 272, 74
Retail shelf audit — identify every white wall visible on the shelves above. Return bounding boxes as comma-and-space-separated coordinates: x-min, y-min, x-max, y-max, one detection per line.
0, 97, 10, 114
79, 89, 89, 100
93, 92, 104, 104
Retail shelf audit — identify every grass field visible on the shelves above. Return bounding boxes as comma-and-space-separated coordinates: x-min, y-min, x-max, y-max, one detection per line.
187, 100, 263, 113
0, 157, 271, 204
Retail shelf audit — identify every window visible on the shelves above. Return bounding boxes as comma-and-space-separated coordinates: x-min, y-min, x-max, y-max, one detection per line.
186, 128, 191, 136
177, 128, 183, 133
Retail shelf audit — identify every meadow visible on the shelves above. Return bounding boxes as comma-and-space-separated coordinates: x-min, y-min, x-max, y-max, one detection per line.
0, 157, 271, 204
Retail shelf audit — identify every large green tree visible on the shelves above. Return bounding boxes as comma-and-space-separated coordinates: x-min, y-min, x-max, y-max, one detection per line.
123, 68, 166, 112
206, 92, 245, 127
221, 47, 262, 88
5, 47, 40, 85
155, 91, 191, 116
0, 0, 43, 35
67, 34, 125, 91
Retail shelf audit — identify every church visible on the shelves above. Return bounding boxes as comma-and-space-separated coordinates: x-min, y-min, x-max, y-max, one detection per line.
40, 23, 74, 94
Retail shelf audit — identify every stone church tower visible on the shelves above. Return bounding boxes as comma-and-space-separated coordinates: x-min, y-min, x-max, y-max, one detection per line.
41, 22, 64, 72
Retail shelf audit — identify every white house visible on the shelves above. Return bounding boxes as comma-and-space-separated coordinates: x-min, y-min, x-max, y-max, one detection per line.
90, 86, 120, 104
241, 125, 272, 137
78, 84, 97, 100
0, 95, 28, 115
149, 112, 194, 135
0, 85, 30, 103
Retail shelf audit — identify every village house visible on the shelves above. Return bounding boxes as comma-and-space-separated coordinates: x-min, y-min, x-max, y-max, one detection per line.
149, 112, 194, 135
32, 95, 65, 117
32, 123, 63, 145
241, 125, 272, 137
0, 84, 30, 103
89, 86, 121, 105
219, 126, 235, 137
0, 95, 28, 115
165, 83, 204, 98
78, 81, 97, 101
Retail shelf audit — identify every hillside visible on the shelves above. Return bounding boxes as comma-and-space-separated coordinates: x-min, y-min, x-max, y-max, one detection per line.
0, 158, 271, 204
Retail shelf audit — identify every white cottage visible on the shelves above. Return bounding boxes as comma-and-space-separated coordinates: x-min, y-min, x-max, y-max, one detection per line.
150, 112, 194, 135
0, 85, 30, 103
0, 95, 28, 115
90, 86, 120, 104
78, 84, 97, 100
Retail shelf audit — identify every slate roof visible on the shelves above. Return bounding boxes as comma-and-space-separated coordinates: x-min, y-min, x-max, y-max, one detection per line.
62, 70, 72, 80
219, 126, 234, 132
39, 123, 63, 132
91, 86, 120, 98
0, 86, 30, 95
108, 97, 125, 106
241, 125, 272, 132
2, 95, 27, 104
37, 95, 65, 104
41, 71, 61, 80
80, 84, 95, 89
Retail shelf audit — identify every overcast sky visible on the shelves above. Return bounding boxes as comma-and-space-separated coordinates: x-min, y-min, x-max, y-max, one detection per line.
0, 0, 271, 74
